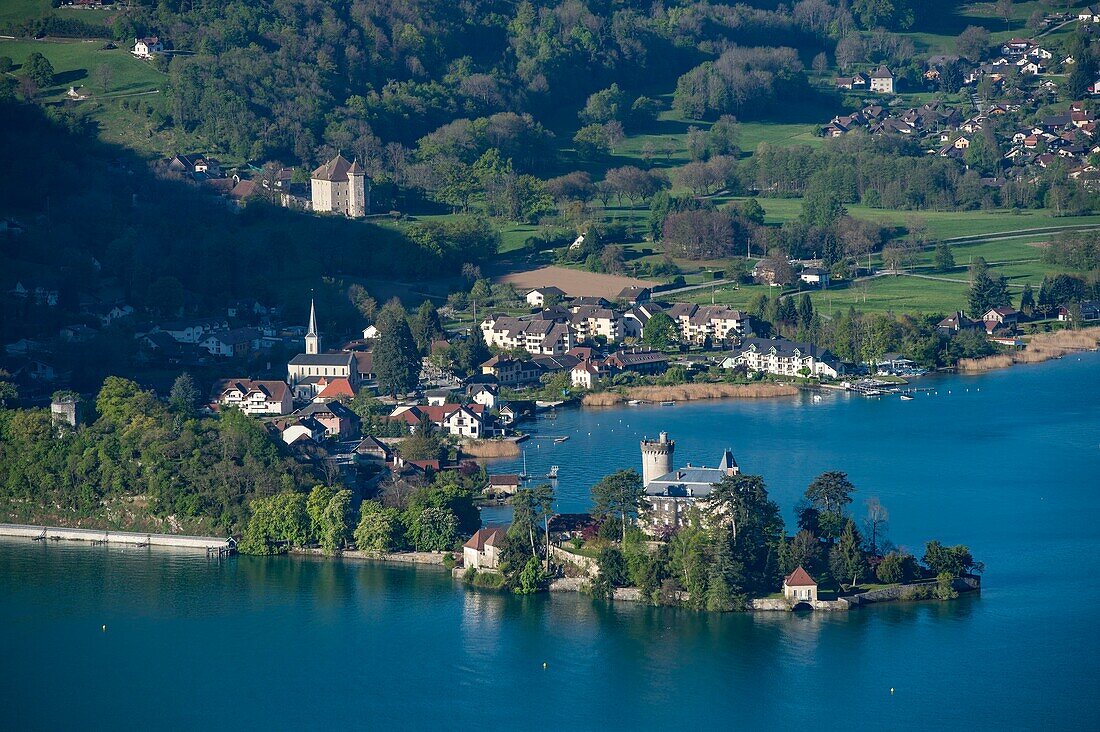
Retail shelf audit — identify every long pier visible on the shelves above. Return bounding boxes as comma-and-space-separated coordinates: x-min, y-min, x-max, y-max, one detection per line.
0, 523, 235, 554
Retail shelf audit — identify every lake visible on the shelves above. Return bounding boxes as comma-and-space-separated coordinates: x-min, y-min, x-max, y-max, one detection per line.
2, 353, 1098, 729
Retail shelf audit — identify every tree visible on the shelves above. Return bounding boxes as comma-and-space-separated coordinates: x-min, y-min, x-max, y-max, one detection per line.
876, 551, 916, 583
863, 497, 889, 555
318, 489, 353, 554
922, 541, 982, 577
801, 176, 845, 229
374, 302, 420, 396
828, 519, 865, 588
169, 373, 198, 417
24, 52, 55, 88
93, 64, 112, 93
955, 25, 991, 61
641, 311, 678, 349
934, 242, 955, 272
591, 469, 645, 543
579, 83, 626, 124
354, 500, 403, 552
0, 379, 19, 408
782, 529, 822, 576
347, 284, 377, 321
573, 124, 612, 159
406, 506, 458, 551
239, 491, 310, 555
798, 294, 814, 328
967, 256, 1010, 317
805, 471, 856, 515
410, 300, 443, 354
1019, 283, 1035, 317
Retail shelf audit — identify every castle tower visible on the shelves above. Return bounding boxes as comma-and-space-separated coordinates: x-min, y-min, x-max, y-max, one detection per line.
347, 159, 367, 218
640, 431, 674, 487
305, 299, 320, 355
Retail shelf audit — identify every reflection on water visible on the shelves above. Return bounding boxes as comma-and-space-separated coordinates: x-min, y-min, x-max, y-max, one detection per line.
1, 354, 1097, 728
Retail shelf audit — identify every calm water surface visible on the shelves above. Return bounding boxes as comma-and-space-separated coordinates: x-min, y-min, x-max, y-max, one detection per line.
2, 353, 1098, 729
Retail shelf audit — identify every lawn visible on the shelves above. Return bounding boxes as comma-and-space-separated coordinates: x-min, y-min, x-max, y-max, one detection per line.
807, 276, 970, 315
0, 0, 50, 25
0, 39, 163, 97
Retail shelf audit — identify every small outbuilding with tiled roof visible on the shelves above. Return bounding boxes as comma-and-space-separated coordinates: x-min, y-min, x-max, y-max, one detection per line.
783, 566, 818, 603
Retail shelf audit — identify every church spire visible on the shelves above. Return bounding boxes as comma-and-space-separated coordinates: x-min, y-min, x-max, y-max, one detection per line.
305, 298, 320, 355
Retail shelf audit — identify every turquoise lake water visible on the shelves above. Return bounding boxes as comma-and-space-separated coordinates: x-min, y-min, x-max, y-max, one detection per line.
2, 353, 1098, 729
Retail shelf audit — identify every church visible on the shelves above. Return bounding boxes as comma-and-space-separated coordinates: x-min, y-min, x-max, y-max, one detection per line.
310, 154, 369, 218
286, 300, 360, 399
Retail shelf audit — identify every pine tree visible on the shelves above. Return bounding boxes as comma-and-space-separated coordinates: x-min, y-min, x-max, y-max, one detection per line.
798, 293, 813, 328
828, 519, 865, 589
374, 302, 421, 397
933, 242, 955, 272
1019, 283, 1035, 317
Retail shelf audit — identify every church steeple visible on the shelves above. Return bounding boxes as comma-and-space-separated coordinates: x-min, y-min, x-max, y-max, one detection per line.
305, 298, 320, 355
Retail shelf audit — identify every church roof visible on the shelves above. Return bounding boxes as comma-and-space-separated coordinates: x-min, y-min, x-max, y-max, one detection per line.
312, 155, 353, 182
288, 352, 353, 367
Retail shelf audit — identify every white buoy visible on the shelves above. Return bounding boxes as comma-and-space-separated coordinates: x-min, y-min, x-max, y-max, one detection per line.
102, 625, 106, 632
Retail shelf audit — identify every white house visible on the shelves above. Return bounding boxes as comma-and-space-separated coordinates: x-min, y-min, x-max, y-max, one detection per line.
525, 286, 566, 308
570, 360, 602, 389
480, 315, 573, 355
799, 267, 830, 288
869, 66, 895, 94
468, 384, 499, 410
361, 325, 379, 340
132, 36, 163, 58
212, 379, 292, 416
726, 337, 842, 378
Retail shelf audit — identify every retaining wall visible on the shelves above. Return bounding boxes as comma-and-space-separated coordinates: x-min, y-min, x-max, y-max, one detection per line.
0, 523, 231, 550
549, 545, 599, 577
846, 576, 981, 606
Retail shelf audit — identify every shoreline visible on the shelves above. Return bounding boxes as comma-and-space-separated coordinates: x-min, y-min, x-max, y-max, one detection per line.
582, 382, 799, 407
958, 326, 1100, 373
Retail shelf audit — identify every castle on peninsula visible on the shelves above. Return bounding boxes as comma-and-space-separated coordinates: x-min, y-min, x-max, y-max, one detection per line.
641, 432, 739, 529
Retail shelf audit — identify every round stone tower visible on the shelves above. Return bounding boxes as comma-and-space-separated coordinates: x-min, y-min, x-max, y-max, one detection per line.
640, 431, 674, 487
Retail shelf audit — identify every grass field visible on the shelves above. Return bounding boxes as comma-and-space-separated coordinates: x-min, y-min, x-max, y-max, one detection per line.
0, 0, 50, 25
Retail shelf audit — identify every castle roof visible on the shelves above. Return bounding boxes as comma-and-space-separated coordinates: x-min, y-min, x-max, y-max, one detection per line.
312, 155, 353, 182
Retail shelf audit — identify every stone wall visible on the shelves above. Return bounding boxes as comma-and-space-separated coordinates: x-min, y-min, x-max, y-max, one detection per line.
846, 576, 980, 606
550, 545, 599, 577
0, 523, 231, 550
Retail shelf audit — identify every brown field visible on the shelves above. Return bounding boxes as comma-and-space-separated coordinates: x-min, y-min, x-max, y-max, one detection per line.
496, 266, 655, 299
460, 439, 521, 458
958, 326, 1100, 372
582, 382, 799, 406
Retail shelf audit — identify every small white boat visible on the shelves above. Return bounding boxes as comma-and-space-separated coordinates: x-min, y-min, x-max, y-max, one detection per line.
900, 394, 914, 401
660, 401, 675, 406
554, 435, 569, 443
546, 466, 559, 479
627, 399, 641, 405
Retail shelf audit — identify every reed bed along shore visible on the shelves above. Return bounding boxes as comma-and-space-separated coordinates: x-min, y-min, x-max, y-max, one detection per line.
582, 382, 799, 406
460, 439, 521, 458
959, 327, 1100, 372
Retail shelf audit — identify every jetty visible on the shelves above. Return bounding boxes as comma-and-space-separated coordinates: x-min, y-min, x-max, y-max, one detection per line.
0, 524, 236, 554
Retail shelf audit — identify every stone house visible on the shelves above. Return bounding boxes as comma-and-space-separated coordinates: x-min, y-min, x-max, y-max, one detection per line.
463, 528, 507, 570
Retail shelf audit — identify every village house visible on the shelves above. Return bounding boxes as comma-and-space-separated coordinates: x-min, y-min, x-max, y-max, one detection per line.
463, 527, 507, 570
982, 306, 1019, 334
1057, 300, 1100, 322
201, 327, 261, 357
725, 337, 842, 378
603, 348, 669, 375
211, 379, 293, 416
281, 417, 326, 445
869, 66, 895, 94
783, 567, 818, 604
311, 154, 368, 218
799, 267, 830, 288
479, 315, 573, 355
569, 306, 623, 343
468, 383, 499, 409
132, 36, 163, 58
525, 286, 567, 308
570, 359, 604, 389
353, 436, 392, 464
480, 355, 544, 386
665, 303, 752, 345
295, 401, 360, 438
157, 317, 229, 344
936, 311, 979, 333
1080, 6, 1100, 23
389, 403, 486, 438
485, 474, 522, 499
617, 286, 651, 304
